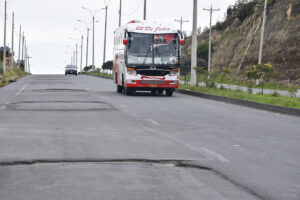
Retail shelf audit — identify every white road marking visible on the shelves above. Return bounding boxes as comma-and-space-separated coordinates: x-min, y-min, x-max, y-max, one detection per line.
0, 106, 6, 110
145, 127, 230, 163
15, 83, 29, 96
120, 104, 128, 109
233, 144, 241, 147
200, 147, 230, 162
147, 118, 160, 126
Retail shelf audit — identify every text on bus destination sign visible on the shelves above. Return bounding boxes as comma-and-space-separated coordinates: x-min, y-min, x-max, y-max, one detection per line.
136, 26, 171, 32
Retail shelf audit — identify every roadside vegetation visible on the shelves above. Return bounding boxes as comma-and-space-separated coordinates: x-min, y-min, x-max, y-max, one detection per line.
179, 64, 300, 109
181, 67, 300, 92
179, 84, 300, 109
0, 66, 27, 87
81, 70, 113, 79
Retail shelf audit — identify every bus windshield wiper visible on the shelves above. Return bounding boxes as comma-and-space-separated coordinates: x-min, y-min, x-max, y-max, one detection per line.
142, 46, 152, 65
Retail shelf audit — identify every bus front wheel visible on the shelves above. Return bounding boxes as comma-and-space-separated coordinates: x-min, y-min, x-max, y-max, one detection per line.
117, 85, 123, 93
123, 87, 132, 95
166, 89, 174, 97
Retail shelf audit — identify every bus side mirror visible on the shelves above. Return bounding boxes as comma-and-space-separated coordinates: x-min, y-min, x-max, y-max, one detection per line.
180, 39, 185, 45
123, 39, 128, 45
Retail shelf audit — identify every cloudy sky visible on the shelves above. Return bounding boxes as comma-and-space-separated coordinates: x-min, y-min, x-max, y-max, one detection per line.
1, 0, 236, 74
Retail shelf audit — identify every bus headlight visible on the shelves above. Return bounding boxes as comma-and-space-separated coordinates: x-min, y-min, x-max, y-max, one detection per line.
170, 80, 178, 84
126, 80, 136, 84
170, 71, 179, 76
127, 68, 136, 75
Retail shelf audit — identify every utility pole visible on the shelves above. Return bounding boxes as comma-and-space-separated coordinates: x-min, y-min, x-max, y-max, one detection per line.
92, 16, 95, 69
73, 51, 75, 66
27, 56, 32, 73
11, 12, 14, 71
203, 5, 220, 72
143, 0, 147, 20
81, 7, 102, 70
24, 39, 27, 72
191, 0, 197, 85
119, 0, 122, 26
75, 43, 78, 68
259, 0, 267, 64
175, 17, 189, 32
17, 25, 21, 68
21, 32, 25, 62
103, 6, 108, 65
86, 28, 90, 68
3, 0, 7, 73
175, 17, 189, 84
80, 35, 83, 73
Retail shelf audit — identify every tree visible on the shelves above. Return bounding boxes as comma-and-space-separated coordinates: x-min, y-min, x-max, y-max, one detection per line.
246, 64, 274, 93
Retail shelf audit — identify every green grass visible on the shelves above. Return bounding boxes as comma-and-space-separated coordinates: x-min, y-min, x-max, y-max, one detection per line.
82, 71, 113, 79
0, 66, 26, 87
180, 73, 300, 91
179, 84, 300, 109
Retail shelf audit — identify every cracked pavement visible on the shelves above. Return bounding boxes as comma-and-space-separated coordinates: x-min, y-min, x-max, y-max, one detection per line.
0, 75, 299, 200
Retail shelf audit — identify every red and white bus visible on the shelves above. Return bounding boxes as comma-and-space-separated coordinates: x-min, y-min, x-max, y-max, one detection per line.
113, 20, 184, 96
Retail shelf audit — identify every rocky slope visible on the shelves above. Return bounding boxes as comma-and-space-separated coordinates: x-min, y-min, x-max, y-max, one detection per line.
182, 0, 300, 83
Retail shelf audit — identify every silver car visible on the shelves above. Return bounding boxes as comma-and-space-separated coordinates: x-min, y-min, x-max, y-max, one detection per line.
65, 65, 78, 76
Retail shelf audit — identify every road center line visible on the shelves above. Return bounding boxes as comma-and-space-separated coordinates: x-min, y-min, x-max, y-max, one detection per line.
147, 119, 160, 126
120, 104, 128, 109
145, 127, 230, 162
200, 147, 230, 162
16, 83, 29, 96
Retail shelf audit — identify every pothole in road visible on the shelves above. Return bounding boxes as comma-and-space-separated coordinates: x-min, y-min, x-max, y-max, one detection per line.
30, 81, 73, 85
0, 159, 262, 200
32, 89, 88, 93
6, 101, 114, 111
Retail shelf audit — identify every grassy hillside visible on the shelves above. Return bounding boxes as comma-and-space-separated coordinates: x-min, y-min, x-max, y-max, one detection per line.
181, 0, 300, 85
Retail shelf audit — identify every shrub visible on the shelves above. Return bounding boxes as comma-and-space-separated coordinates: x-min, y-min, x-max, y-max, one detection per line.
230, 0, 257, 22
246, 63, 274, 94
267, 0, 275, 6
287, 85, 298, 97
0, 76, 6, 85
205, 71, 218, 88
197, 42, 209, 62
271, 91, 280, 97
0, 67, 3, 75
194, 66, 207, 86
216, 21, 225, 31
13, 67, 25, 77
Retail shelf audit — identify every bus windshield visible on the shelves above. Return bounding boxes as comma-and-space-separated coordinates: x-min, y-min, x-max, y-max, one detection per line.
127, 33, 179, 66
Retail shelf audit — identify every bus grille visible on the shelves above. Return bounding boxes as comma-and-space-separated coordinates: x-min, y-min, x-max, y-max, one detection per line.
140, 80, 167, 84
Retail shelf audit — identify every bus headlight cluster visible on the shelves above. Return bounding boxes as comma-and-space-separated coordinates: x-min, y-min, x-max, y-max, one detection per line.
127, 70, 137, 75
170, 71, 179, 76
127, 80, 136, 84
170, 80, 178, 84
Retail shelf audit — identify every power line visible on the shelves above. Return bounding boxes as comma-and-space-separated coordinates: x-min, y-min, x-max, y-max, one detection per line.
121, 0, 143, 17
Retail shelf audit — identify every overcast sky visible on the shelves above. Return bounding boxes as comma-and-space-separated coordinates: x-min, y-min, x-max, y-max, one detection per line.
1, 0, 236, 74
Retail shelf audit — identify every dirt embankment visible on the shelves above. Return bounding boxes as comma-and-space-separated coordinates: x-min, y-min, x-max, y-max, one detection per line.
182, 0, 300, 84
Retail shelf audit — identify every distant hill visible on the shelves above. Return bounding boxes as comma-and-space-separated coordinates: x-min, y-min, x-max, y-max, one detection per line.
181, 0, 300, 84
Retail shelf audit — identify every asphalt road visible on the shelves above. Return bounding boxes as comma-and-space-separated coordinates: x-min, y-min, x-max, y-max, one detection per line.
0, 75, 299, 200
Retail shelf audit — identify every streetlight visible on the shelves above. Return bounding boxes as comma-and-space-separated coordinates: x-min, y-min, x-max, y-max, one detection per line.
66, 46, 74, 65
74, 28, 85, 73
102, 5, 108, 66
81, 7, 103, 70
78, 20, 90, 70
69, 37, 80, 69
